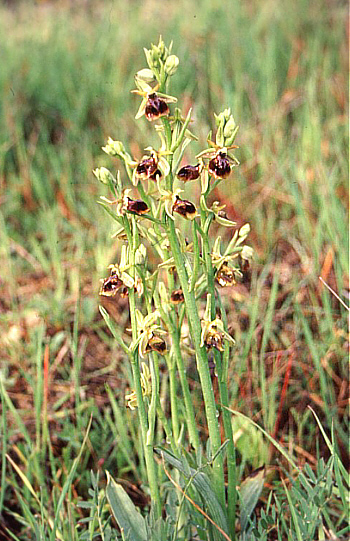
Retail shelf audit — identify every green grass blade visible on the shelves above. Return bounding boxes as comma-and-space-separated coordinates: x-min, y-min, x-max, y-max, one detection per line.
282, 480, 303, 541
50, 415, 92, 541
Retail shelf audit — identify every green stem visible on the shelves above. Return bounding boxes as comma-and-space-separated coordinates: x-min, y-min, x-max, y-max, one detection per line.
156, 396, 177, 452
147, 353, 159, 447
162, 118, 174, 190
168, 359, 180, 444
153, 287, 199, 450
160, 116, 202, 451
190, 220, 201, 292
124, 217, 161, 517
218, 371, 237, 539
200, 211, 216, 318
166, 217, 225, 506
170, 325, 200, 451
161, 115, 224, 504
200, 209, 237, 538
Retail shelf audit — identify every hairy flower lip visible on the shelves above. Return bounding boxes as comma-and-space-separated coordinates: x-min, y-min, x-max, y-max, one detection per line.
177, 163, 201, 182
99, 273, 124, 297
146, 333, 167, 354
196, 141, 239, 181
172, 196, 197, 220
208, 151, 232, 179
149, 168, 162, 181
216, 263, 236, 287
200, 297, 235, 352
135, 155, 158, 179
132, 81, 177, 121
145, 93, 170, 121
134, 147, 170, 182
170, 289, 184, 304
126, 198, 150, 215
119, 286, 129, 298
205, 331, 225, 352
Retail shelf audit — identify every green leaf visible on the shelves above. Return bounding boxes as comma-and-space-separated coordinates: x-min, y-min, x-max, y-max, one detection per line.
157, 448, 229, 541
227, 409, 301, 473
106, 472, 147, 541
239, 466, 266, 532
231, 416, 269, 469
99, 306, 131, 357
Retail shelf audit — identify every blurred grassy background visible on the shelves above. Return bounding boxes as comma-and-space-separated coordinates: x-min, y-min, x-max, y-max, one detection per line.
0, 0, 348, 536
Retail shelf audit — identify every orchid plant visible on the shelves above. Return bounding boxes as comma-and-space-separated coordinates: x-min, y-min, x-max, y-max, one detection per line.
94, 37, 253, 540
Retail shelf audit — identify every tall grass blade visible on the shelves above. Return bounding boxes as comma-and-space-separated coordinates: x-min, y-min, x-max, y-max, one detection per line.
50, 415, 92, 541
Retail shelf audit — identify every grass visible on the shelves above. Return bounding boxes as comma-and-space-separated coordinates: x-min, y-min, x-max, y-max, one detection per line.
0, 0, 348, 539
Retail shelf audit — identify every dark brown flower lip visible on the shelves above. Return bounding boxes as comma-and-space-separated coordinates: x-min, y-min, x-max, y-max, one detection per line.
135, 156, 158, 179
172, 196, 197, 220
148, 168, 162, 181
119, 286, 129, 298
170, 289, 184, 304
145, 93, 170, 121
99, 274, 124, 297
205, 331, 224, 352
147, 334, 167, 354
177, 164, 201, 182
208, 151, 231, 179
126, 198, 150, 215
216, 264, 236, 287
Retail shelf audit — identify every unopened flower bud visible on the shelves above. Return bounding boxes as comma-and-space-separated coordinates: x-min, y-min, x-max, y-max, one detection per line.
144, 46, 161, 72
164, 54, 179, 76
93, 167, 115, 185
135, 68, 155, 84
214, 109, 239, 146
153, 36, 167, 60
135, 243, 147, 264
102, 138, 125, 157
223, 117, 238, 143
239, 223, 251, 237
157, 37, 166, 57
215, 109, 230, 126
151, 47, 160, 63
241, 245, 254, 261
